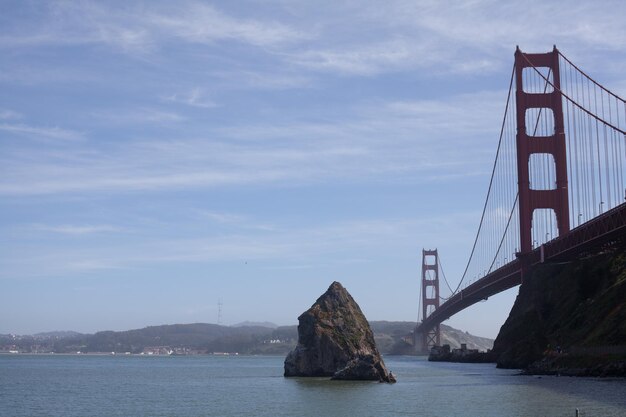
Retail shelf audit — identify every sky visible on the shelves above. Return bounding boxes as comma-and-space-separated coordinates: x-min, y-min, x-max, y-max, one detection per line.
1, 0, 626, 338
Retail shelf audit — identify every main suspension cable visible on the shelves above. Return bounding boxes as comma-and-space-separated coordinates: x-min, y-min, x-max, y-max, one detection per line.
452, 64, 515, 295
521, 54, 626, 135
558, 51, 626, 104
438, 255, 455, 301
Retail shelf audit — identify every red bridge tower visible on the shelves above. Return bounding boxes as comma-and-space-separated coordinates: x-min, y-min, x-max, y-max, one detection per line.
514, 46, 570, 257
416, 248, 440, 353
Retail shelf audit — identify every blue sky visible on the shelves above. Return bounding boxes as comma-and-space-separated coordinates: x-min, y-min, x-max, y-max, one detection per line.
1, 0, 625, 337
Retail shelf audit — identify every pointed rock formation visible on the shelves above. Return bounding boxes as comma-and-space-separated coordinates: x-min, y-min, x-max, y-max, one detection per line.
284, 281, 396, 383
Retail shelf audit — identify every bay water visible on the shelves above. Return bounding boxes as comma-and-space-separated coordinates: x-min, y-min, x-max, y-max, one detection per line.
1, 354, 625, 416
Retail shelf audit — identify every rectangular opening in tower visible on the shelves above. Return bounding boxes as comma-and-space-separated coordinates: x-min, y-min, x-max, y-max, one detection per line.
425, 285, 438, 299
531, 208, 559, 247
525, 107, 555, 136
425, 305, 437, 317
529, 153, 557, 190
423, 254, 437, 266
522, 67, 554, 93
424, 268, 437, 281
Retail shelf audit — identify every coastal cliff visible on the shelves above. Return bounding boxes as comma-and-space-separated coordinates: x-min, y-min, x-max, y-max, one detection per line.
492, 244, 626, 376
284, 281, 395, 382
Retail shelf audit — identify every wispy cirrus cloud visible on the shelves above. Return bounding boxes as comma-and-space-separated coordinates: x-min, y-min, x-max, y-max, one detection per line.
287, 38, 419, 76
163, 88, 217, 109
145, 2, 308, 48
32, 224, 125, 235
196, 210, 247, 225
0, 89, 503, 196
195, 210, 276, 232
1, 0, 624, 82
287, 38, 504, 76
0, 1, 307, 53
90, 107, 185, 125
1, 212, 477, 278
379, 89, 508, 134
279, 0, 626, 76
0, 123, 83, 141
0, 109, 22, 120
209, 69, 313, 90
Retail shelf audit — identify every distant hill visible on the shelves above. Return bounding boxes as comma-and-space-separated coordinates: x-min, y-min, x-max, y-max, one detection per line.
80, 323, 280, 353
440, 324, 494, 351
370, 321, 494, 355
1, 321, 493, 355
231, 321, 278, 329
33, 331, 84, 339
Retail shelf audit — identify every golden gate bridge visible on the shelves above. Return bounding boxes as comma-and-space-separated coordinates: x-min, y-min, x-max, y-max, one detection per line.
414, 46, 626, 352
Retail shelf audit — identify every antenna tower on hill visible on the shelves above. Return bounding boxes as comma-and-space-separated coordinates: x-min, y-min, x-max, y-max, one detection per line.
217, 298, 223, 326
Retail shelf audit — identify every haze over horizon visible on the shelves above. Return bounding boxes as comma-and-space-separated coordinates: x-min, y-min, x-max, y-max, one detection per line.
2, 0, 625, 338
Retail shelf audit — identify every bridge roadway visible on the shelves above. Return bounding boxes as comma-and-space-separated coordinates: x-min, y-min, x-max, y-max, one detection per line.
415, 202, 626, 336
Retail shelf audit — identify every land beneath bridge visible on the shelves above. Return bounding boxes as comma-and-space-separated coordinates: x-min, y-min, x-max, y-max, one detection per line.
431, 242, 626, 377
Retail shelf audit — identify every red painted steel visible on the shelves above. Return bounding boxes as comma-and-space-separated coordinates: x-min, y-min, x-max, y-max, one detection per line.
419, 249, 440, 352
515, 46, 570, 255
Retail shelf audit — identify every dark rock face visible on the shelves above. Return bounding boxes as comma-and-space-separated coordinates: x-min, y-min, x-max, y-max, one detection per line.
284, 281, 396, 383
492, 244, 626, 375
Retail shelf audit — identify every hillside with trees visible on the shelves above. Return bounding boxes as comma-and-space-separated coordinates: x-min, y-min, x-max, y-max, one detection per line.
2, 321, 492, 356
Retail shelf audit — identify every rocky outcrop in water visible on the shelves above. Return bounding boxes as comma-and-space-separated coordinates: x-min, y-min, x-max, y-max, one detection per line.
284, 281, 396, 383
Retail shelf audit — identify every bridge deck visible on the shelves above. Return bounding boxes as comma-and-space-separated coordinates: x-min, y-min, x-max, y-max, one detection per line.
415, 202, 626, 335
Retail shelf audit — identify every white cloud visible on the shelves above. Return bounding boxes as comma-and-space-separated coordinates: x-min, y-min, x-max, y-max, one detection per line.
65, 259, 123, 272
0, 1, 307, 53
32, 224, 125, 235
197, 210, 246, 225
91, 108, 185, 124
1, 212, 478, 279
0, 109, 22, 120
209, 70, 313, 90
280, 0, 626, 76
380, 90, 507, 134
163, 88, 217, 108
145, 3, 308, 48
288, 39, 505, 76
0, 89, 505, 196
0, 123, 83, 141
194, 210, 277, 231
1, 0, 624, 83
289, 38, 417, 76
